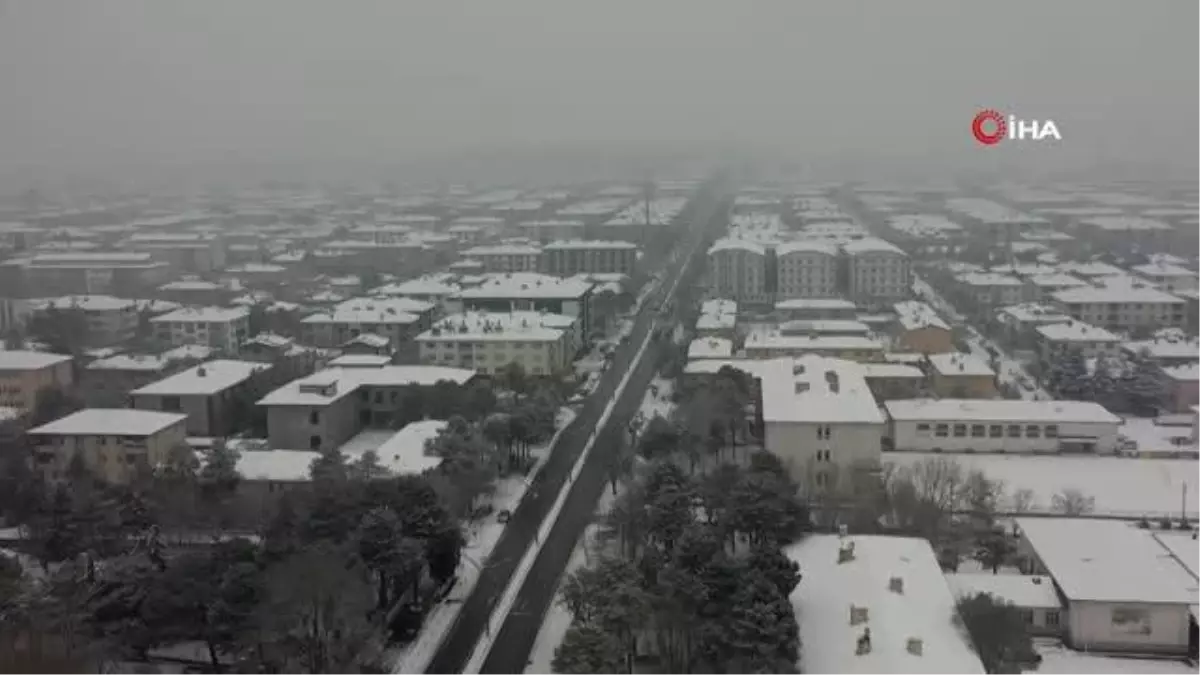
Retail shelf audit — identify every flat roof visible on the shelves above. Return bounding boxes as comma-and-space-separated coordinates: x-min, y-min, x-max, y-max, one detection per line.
775, 298, 857, 311
687, 337, 733, 360
0, 350, 72, 371
150, 306, 250, 324
1052, 286, 1184, 305
893, 300, 950, 332
236, 449, 318, 482
416, 311, 571, 342
131, 360, 265, 396
257, 365, 476, 406
885, 398, 1122, 425
1035, 321, 1121, 343
456, 272, 593, 300
927, 352, 994, 377
945, 573, 1062, 609
328, 354, 392, 368
29, 408, 186, 436
786, 535, 985, 674
1016, 518, 1197, 604
745, 332, 884, 353
369, 419, 448, 476
30, 295, 136, 312
543, 239, 638, 250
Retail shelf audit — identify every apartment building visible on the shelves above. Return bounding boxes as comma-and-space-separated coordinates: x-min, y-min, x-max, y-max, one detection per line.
28, 295, 139, 348
995, 302, 1073, 350
884, 399, 1122, 454
956, 272, 1026, 309
0, 351, 74, 412
300, 297, 435, 359
774, 298, 857, 321
81, 347, 212, 407
775, 241, 839, 299
520, 220, 586, 244
1050, 286, 1186, 333
926, 352, 997, 398
130, 359, 268, 437
1034, 321, 1122, 363
844, 238, 910, 305
1023, 273, 1089, 301
0, 252, 171, 297
454, 272, 596, 337
707, 239, 769, 305
742, 330, 884, 363
28, 408, 188, 483
1131, 262, 1199, 293
256, 366, 476, 452
415, 311, 577, 376
892, 300, 953, 354
541, 240, 638, 276
123, 232, 226, 273
368, 274, 461, 314
458, 243, 542, 273
150, 306, 251, 352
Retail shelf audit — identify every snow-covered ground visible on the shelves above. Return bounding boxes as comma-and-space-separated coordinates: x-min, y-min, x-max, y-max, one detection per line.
389, 407, 577, 675
630, 376, 676, 433
886, 452, 1199, 518
1119, 417, 1198, 456
1033, 639, 1195, 674
913, 274, 1050, 401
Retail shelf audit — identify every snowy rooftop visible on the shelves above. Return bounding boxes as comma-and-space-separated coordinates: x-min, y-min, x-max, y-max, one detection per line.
417, 311, 573, 342
456, 272, 593, 300
786, 535, 985, 674
1015, 518, 1198, 604
926, 352, 994, 377
885, 399, 1122, 425
0, 350, 72, 371
30, 295, 136, 312
860, 362, 926, 379
150, 306, 250, 324
1026, 273, 1088, 289
365, 419, 448, 476
687, 337, 733, 360
1057, 260, 1127, 278
945, 573, 1061, 609
997, 303, 1071, 325
708, 238, 767, 256
745, 331, 885, 354
1081, 216, 1172, 231
1051, 285, 1185, 305
776, 298, 857, 312
341, 333, 391, 349
159, 279, 222, 292
369, 276, 461, 297
780, 319, 871, 335
328, 354, 393, 368
542, 239, 638, 251
1132, 262, 1198, 278
1153, 532, 1199, 579
131, 360, 266, 397
695, 313, 737, 331
1161, 363, 1200, 382
777, 240, 840, 256
236, 449, 318, 482
760, 356, 885, 424
893, 301, 949, 332
302, 297, 432, 326
257, 366, 476, 406
842, 237, 907, 256
956, 272, 1023, 287
1122, 335, 1200, 361
700, 298, 737, 316
461, 244, 542, 257
29, 408, 186, 437
1035, 321, 1121, 343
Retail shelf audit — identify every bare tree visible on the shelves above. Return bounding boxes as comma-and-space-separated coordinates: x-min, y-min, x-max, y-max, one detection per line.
1010, 488, 1036, 515
1051, 489, 1095, 516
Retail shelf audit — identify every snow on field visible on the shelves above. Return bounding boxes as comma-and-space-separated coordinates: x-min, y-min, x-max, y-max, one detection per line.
1033, 639, 1195, 674
632, 376, 676, 432
913, 272, 1049, 401
886, 452, 1199, 518
1120, 417, 1198, 455
390, 407, 577, 675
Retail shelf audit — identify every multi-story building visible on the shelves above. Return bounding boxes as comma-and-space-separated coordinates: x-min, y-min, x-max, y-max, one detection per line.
1023, 273, 1089, 302
0, 252, 171, 297
892, 300, 953, 354
520, 220, 586, 244
541, 240, 639, 276
774, 298, 857, 321
707, 239, 768, 305
256, 365, 476, 452
1050, 286, 1186, 333
28, 295, 139, 348
1035, 321, 1122, 363
453, 272, 596, 337
150, 306, 252, 352
995, 302, 1073, 350
123, 232, 226, 274
1131, 262, 1199, 293
844, 238, 910, 306
368, 274, 461, 315
926, 352, 997, 398
28, 408, 188, 483
458, 243, 542, 274
884, 399, 1122, 454
775, 241, 839, 299
742, 330, 884, 363
130, 359, 268, 437
955, 272, 1026, 309
415, 311, 577, 376
81, 347, 212, 407
300, 297, 435, 360
0, 351, 74, 412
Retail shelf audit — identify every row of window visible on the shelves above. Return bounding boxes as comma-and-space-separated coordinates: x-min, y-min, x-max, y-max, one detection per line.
915, 422, 1059, 440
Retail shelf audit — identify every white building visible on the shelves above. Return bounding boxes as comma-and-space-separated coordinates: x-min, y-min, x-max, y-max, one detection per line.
1035, 320, 1122, 362
946, 574, 1063, 636
415, 311, 577, 376
1051, 286, 1186, 333
695, 299, 738, 338
300, 296, 434, 352
775, 241, 839, 299
149, 306, 251, 352
955, 272, 1026, 308
1132, 262, 1199, 293
743, 331, 884, 363
452, 272, 595, 336
1015, 518, 1198, 655
541, 240, 639, 276
707, 239, 768, 304
686, 337, 733, 361
458, 243, 542, 274
775, 298, 858, 320
884, 399, 1123, 454
785, 535, 986, 674
844, 238, 911, 305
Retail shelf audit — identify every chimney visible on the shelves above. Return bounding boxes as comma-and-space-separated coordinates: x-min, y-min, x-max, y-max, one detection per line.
197, 366, 207, 377
888, 576, 904, 594
795, 382, 810, 395
849, 605, 869, 625
906, 638, 923, 656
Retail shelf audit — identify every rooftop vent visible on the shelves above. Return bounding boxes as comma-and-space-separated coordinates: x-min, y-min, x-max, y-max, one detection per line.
906, 638, 923, 656
196, 366, 207, 377
837, 540, 856, 565
888, 576, 904, 594
795, 382, 811, 395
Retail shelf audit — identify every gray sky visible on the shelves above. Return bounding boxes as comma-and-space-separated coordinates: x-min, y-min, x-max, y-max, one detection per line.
1, 0, 1196, 185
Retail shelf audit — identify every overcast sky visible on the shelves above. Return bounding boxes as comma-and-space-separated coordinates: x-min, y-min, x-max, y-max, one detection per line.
1, 0, 1195, 185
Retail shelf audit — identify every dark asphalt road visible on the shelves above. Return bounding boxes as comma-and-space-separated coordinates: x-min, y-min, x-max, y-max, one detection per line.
422, 179, 729, 674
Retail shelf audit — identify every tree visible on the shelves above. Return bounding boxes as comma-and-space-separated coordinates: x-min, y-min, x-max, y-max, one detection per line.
1051, 488, 1094, 516
199, 440, 241, 528
354, 507, 425, 610
558, 557, 648, 673
700, 571, 800, 674
498, 361, 530, 396
957, 592, 1039, 674
963, 470, 1005, 526
636, 417, 681, 462
27, 307, 88, 356
308, 445, 349, 485
349, 450, 388, 481
1122, 354, 1165, 416
30, 387, 83, 427
1044, 347, 1090, 401
973, 532, 1014, 574
552, 624, 624, 674
255, 543, 378, 673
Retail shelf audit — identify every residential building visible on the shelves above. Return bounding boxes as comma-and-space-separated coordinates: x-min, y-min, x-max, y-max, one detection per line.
775, 241, 839, 299
996, 303, 1073, 349
81, 347, 211, 407
926, 352, 997, 398
541, 240, 638, 276
28, 408, 188, 484
1161, 364, 1199, 414
707, 239, 769, 305
1035, 321, 1122, 363
1051, 286, 1186, 333
150, 306, 251, 352
775, 298, 858, 321
0, 351, 74, 412
415, 311, 577, 376
123, 232, 226, 273
947, 574, 1063, 636
778, 319, 871, 338
695, 299, 738, 339
1024, 273, 1089, 301
453, 272, 595, 337
1131, 262, 1198, 293
743, 331, 884, 363
956, 272, 1026, 309
157, 278, 236, 307
0, 252, 171, 297
28, 295, 139, 347
130, 360, 268, 437
300, 297, 435, 359
687, 337, 734, 361
519, 220, 585, 243
1121, 333, 1200, 367
884, 399, 1123, 454
368, 274, 461, 314
844, 238, 911, 305
860, 362, 927, 399
892, 300, 953, 354
458, 243, 541, 274
256, 366, 476, 452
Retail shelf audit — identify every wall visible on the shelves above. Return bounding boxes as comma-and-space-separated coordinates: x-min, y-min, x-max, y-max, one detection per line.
898, 326, 953, 354
765, 420, 883, 493
889, 418, 1120, 454
1069, 600, 1190, 655
266, 395, 360, 452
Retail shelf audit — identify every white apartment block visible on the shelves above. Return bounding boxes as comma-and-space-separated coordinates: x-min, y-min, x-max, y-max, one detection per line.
1034, 320, 1122, 363
1131, 262, 1199, 293
29, 408, 188, 484
1050, 286, 1186, 333
775, 241, 839, 299
415, 311, 576, 376
150, 306, 251, 352
459, 244, 542, 274
956, 272, 1026, 308
29, 295, 139, 347
884, 399, 1122, 454
844, 238, 910, 304
541, 240, 638, 276
707, 239, 769, 304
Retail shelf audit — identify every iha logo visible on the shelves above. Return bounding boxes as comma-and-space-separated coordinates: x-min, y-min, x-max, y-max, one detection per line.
972, 109, 1062, 145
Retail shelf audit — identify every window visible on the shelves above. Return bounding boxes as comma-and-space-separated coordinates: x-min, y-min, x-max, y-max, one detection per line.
934, 423, 949, 438
1019, 609, 1034, 625
815, 425, 832, 441
815, 472, 828, 488
953, 424, 967, 438
916, 423, 931, 436
989, 424, 1003, 438
1007, 424, 1021, 438
162, 396, 182, 412
970, 424, 985, 438
1045, 610, 1060, 627
309, 410, 320, 425
374, 392, 383, 404
1044, 424, 1058, 438
1026, 424, 1040, 438
309, 435, 321, 450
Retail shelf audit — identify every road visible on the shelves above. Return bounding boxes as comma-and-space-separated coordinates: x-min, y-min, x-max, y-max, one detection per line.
423, 178, 730, 674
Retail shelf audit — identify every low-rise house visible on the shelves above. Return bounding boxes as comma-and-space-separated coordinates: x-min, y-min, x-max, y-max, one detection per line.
29, 408, 188, 483
926, 352, 997, 398
946, 574, 1064, 636
884, 399, 1123, 454
130, 360, 269, 437
0, 351, 74, 412
892, 300, 953, 354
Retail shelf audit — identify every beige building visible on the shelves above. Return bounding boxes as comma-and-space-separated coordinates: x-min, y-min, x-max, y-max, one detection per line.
130, 359, 268, 437
1051, 286, 1187, 333
775, 241, 839, 299
459, 243, 542, 274
926, 352, 997, 398
892, 300, 953, 354
844, 238, 911, 305
541, 240, 638, 276
416, 311, 577, 376
707, 239, 768, 304
29, 408, 187, 484
150, 306, 252, 352
0, 351, 74, 412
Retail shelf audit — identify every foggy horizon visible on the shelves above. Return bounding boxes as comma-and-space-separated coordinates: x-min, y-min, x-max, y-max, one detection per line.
1, 0, 1196, 188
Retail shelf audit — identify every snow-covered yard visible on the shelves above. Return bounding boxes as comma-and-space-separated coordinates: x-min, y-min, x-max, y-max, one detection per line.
1033, 639, 1195, 674
886, 452, 1199, 518
631, 376, 675, 433
1119, 416, 1198, 456
389, 407, 577, 674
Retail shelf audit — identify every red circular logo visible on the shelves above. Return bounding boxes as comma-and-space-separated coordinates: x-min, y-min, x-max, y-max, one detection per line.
972, 109, 1006, 145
